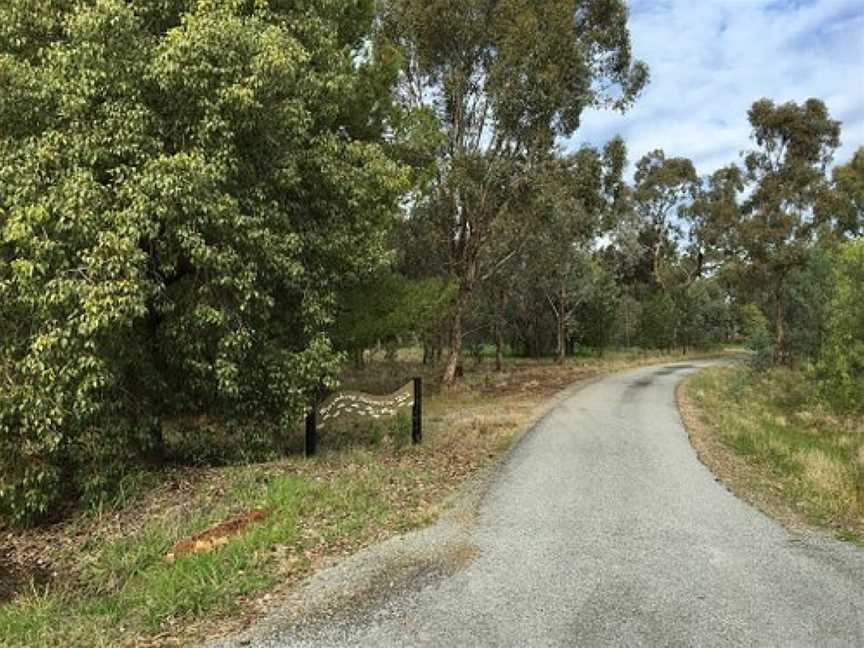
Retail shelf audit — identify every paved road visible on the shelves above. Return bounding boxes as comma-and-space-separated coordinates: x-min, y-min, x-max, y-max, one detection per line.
222, 361, 864, 647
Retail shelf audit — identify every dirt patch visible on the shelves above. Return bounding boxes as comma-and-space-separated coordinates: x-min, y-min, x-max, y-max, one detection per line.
166, 509, 272, 561
676, 378, 812, 533
0, 553, 52, 604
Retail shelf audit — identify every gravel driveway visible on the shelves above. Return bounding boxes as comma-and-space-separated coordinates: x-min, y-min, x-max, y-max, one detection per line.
211, 361, 864, 647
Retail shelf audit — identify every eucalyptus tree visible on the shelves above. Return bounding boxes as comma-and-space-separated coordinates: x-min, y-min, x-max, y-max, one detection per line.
377, 0, 648, 385
0, 0, 406, 521
737, 98, 841, 361
632, 149, 699, 290
822, 146, 864, 237
529, 139, 627, 362
815, 239, 864, 413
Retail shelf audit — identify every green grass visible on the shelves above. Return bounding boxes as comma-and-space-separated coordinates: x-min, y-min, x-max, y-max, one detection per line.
686, 366, 864, 541
0, 461, 416, 647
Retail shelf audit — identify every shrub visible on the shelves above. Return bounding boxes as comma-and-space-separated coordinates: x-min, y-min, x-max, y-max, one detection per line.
814, 240, 864, 413
0, 1, 405, 523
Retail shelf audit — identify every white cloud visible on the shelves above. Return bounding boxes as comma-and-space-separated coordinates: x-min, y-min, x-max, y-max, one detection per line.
566, 0, 864, 177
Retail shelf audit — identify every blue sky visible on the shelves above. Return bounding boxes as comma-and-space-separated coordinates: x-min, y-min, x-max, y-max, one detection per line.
568, 0, 864, 177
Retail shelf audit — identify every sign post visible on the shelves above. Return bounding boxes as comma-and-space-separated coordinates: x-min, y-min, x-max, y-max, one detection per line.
305, 408, 317, 457
412, 377, 423, 445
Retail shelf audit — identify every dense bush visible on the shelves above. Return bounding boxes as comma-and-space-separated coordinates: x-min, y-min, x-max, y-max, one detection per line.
0, 1, 406, 523
814, 239, 864, 413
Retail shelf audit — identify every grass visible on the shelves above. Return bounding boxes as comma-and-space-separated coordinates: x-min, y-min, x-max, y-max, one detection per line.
1, 347, 732, 647
681, 365, 864, 543
0, 458, 443, 647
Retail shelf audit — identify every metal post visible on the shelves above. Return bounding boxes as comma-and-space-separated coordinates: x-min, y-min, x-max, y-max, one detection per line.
412, 377, 423, 445
305, 407, 317, 457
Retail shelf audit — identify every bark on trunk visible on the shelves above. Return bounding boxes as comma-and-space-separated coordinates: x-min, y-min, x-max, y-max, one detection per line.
775, 294, 786, 365
442, 288, 468, 386
556, 314, 566, 364
555, 286, 566, 364
494, 289, 504, 372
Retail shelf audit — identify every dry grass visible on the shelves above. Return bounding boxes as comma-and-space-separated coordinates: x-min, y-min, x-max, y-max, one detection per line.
1, 348, 729, 647
680, 366, 864, 543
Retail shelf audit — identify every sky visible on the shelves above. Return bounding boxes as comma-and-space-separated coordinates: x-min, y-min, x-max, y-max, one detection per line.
567, 0, 864, 178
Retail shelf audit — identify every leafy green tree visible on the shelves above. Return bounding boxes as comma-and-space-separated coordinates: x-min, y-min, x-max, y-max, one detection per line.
783, 246, 835, 360
529, 140, 627, 362
331, 273, 454, 367
377, 0, 648, 385
822, 146, 864, 237
568, 258, 621, 353
672, 279, 731, 353
814, 239, 864, 413
632, 149, 698, 289
637, 292, 676, 350
739, 304, 770, 339
737, 98, 841, 361
0, 1, 406, 522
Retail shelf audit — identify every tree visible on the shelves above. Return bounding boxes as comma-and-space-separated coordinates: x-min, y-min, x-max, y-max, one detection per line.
737, 98, 841, 362
783, 245, 835, 361
0, 1, 407, 522
632, 149, 699, 290
822, 146, 864, 237
814, 239, 864, 413
377, 0, 648, 385
567, 257, 621, 353
330, 273, 454, 367
529, 140, 627, 362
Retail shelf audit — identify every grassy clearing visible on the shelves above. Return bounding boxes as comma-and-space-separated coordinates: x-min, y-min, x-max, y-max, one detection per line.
1, 348, 728, 647
681, 366, 864, 543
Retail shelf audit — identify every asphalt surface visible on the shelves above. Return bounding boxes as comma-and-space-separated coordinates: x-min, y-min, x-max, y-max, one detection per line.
216, 361, 864, 647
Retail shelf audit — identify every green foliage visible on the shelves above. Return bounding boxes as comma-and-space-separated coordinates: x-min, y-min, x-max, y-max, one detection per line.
570, 263, 622, 350
738, 98, 841, 358
740, 304, 769, 338
674, 280, 731, 350
378, 0, 648, 384
637, 292, 676, 349
0, 1, 407, 523
784, 246, 834, 360
739, 302, 774, 371
331, 273, 455, 356
746, 329, 776, 373
814, 239, 864, 413
821, 146, 864, 237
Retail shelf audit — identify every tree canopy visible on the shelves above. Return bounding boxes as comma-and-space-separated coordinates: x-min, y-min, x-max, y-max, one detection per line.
0, 0, 407, 522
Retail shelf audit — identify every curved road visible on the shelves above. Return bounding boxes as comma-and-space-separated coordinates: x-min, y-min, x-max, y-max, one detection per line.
228, 361, 864, 647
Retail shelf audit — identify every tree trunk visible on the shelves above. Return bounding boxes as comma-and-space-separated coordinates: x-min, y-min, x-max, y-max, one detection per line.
494, 289, 504, 372
555, 286, 566, 364
144, 306, 166, 462
442, 287, 469, 386
775, 293, 786, 365
148, 418, 166, 463
624, 298, 631, 348
556, 314, 566, 364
